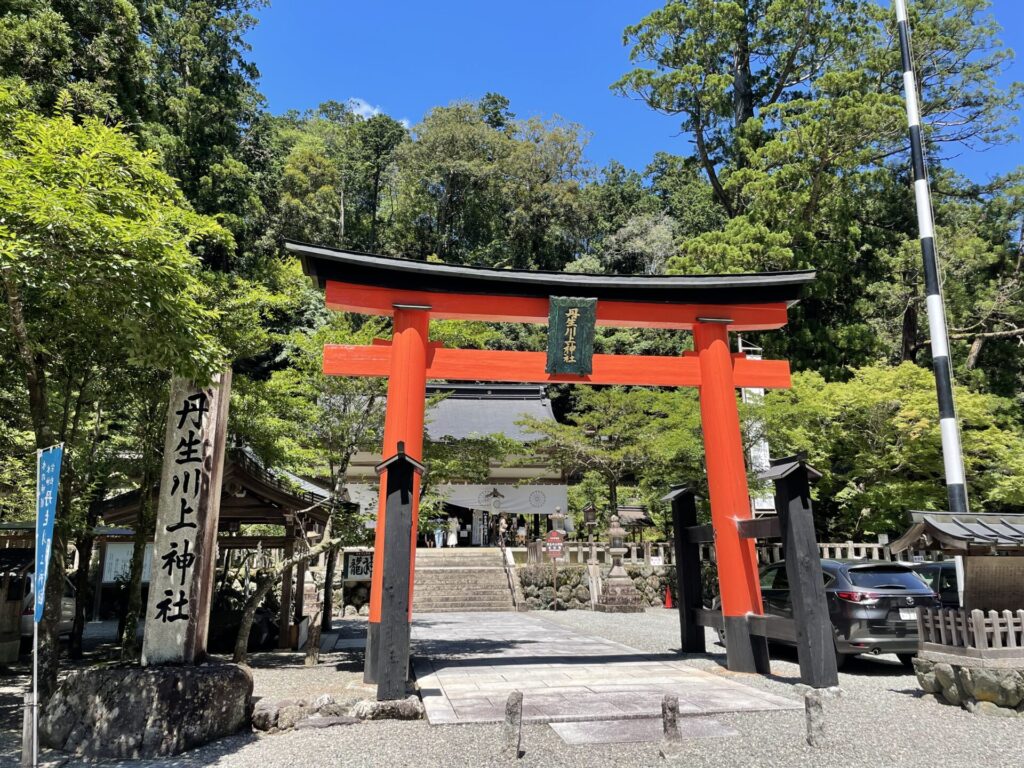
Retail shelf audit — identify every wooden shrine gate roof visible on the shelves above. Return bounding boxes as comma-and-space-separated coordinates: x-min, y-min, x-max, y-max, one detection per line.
288, 242, 815, 308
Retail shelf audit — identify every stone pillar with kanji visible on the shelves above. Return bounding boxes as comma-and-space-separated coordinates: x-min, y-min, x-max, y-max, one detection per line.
142, 372, 231, 666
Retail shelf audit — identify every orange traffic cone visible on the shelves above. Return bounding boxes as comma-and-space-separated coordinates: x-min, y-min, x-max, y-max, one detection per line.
665, 588, 674, 609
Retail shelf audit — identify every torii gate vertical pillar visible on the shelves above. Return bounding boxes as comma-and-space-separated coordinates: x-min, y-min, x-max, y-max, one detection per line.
364, 307, 429, 684
694, 322, 770, 674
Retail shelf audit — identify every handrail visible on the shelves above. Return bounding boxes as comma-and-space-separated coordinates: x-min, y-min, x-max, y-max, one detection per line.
497, 536, 519, 610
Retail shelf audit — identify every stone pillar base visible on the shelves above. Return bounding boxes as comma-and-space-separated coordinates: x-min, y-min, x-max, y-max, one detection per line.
594, 578, 645, 613
41, 662, 253, 758
914, 652, 1024, 717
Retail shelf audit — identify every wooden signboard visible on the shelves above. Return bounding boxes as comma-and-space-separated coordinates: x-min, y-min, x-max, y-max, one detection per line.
141, 372, 231, 666
964, 556, 1024, 612
546, 297, 597, 375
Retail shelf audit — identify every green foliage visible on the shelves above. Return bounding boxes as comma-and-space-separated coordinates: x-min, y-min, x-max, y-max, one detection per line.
389, 98, 591, 269
763, 363, 1024, 536
231, 311, 388, 544
1, 0, 1023, 564
0, 94, 227, 568
0, 102, 229, 383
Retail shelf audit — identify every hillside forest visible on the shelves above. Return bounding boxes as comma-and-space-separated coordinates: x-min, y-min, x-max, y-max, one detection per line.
2, 0, 1024, 686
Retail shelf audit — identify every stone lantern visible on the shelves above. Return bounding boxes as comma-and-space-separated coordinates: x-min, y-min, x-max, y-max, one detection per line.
594, 514, 644, 613
607, 514, 627, 578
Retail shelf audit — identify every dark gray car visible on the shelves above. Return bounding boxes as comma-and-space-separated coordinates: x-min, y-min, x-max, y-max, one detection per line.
755, 559, 938, 668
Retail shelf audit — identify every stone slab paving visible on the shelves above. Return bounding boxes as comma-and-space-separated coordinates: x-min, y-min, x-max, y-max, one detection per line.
410, 612, 800, 725
549, 716, 738, 745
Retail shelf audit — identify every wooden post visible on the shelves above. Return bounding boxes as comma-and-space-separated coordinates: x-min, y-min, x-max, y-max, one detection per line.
374, 443, 426, 701
278, 527, 295, 649
141, 371, 231, 666
665, 487, 705, 653
551, 557, 558, 610
91, 540, 106, 621
765, 456, 838, 689
294, 553, 307, 627
365, 308, 429, 684
694, 322, 768, 674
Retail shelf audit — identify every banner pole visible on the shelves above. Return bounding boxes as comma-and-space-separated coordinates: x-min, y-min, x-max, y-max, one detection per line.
32, 447, 40, 768
32, 622, 37, 768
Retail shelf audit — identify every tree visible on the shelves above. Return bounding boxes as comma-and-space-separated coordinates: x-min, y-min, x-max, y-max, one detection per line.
389, 97, 591, 269
617, 1, 1023, 378
0, 99, 228, 697
138, 0, 267, 243
231, 311, 388, 640
615, 0, 866, 214
762, 363, 1024, 536
0, 0, 150, 119
519, 388, 666, 514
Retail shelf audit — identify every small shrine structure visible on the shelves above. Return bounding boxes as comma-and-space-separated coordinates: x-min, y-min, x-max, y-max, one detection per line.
891, 511, 1024, 714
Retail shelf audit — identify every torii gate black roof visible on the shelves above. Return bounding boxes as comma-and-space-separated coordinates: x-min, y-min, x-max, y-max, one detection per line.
288, 242, 816, 305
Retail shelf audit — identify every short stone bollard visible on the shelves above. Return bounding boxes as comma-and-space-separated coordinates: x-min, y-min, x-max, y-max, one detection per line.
804, 690, 824, 747
658, 694, 683, 760
21, 692, 34, 768
501, 690, 523, 759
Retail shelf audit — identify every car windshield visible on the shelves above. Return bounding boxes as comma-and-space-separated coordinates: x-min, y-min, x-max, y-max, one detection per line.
847, 566, 929, 590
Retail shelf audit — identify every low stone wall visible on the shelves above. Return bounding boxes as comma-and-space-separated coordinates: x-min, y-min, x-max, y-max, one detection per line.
914, 655, 1024, 717
516, 564, 679, 611
624, 565, 675, 607
41, 662, 253, 758
519, 565, 591, 610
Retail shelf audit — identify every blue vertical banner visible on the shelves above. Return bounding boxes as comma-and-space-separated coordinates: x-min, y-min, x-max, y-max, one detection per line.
35, 444, 63, 623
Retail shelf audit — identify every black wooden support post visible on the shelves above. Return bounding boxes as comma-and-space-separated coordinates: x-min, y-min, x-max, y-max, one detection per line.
373, 442, 426, 701
663, 486, 705, 653
760, 455, 838, 689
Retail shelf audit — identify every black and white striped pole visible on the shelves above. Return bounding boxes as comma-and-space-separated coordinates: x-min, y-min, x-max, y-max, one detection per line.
894, 0, 968, 513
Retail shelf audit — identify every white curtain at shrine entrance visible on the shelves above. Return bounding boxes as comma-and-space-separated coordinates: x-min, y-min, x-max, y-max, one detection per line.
344, 482, 571, 532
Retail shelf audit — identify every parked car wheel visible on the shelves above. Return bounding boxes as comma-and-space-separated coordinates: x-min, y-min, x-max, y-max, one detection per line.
896, 653, 915, 668
834, 644, 848, 670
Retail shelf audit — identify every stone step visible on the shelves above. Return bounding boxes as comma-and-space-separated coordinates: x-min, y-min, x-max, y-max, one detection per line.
410, 549, 515, 611
411, 606, 516, 610
413, 606, 515, 613
413, 577, 509, 581
415, 593, 512, 598
413, 603, 515, 612
413, 593, 512, 602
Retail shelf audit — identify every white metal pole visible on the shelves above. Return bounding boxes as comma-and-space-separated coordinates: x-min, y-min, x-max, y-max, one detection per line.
893, 0, 969, 512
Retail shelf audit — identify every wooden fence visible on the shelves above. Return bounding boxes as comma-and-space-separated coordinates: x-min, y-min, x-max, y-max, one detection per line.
918, 607, 1024, 656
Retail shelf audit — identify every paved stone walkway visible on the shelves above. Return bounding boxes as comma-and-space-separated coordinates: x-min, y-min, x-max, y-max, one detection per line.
411, 612, 800, 725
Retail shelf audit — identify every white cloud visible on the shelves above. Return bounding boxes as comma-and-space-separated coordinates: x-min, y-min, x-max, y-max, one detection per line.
347, 97, 384, 119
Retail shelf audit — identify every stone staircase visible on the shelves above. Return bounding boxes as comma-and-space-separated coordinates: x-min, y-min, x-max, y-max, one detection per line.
412, 548, 517, 613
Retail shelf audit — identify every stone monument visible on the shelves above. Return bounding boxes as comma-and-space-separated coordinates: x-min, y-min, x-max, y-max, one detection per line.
143, 373, 231, 664
41, 372, 254, 759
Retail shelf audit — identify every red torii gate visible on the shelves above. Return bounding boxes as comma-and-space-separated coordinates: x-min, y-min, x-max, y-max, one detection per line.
292, 242, 815, 681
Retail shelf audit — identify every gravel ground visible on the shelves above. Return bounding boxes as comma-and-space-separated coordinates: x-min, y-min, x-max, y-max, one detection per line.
4, 610, 1023, 768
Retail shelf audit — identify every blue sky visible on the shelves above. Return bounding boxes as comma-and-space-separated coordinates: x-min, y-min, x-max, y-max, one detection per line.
248, 1, 1023, 183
